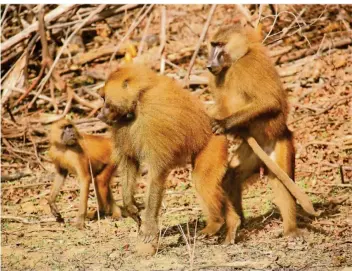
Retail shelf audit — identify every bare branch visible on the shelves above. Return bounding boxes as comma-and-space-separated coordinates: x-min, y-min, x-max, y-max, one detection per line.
184, 4, 216, 86
1, 5, 76, 53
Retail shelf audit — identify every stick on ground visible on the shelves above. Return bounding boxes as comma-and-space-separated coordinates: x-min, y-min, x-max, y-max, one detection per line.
184, 4, 216, 87
1, 5, 76, 53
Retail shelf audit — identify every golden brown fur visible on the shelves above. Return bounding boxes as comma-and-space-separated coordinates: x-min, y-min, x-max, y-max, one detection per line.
208, 25, 317, 241
48, 119, 121, 229
210, 26, 289, 142
98, 64, 239, 245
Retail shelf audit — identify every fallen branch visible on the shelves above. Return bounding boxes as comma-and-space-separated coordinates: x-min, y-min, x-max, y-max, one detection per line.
322, 184, 352, 188
1, 215, 32, 224
72, 44, 131, 65
1, 173, 31, 182
77, 4, 140, 28
0, 47, 24, 65
109, 4, 154, 65
26, 6, 67, 110
198, 259, 272, 269
1, 53, 27, 107
137, 13, 154, 57
2, 182, 51, 190
6, 227, 66, 235
6, 86, 52, 103
27, 130, 46, 170
184, 4, 216, 86
289, 94, 352, 125
279, 36, 352, 63
279, 8, 306, 40
43, 5, 107, 88
269, 45, 293, 58
13, 59, 47, 107
87, 107, 100, 118
72, 92, 102, 109
2, 138, 30, 162
1, 5, 76, 53
340, 165, 345, 184
304, 140, 342, 148
1, 215, 56, 224
38, 5, 107, 124
315, 94, 352, 115
0, 4, 10, 26
23, 33, 40, 85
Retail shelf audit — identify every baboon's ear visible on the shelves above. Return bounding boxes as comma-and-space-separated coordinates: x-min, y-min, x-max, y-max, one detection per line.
243, 23, 263, 43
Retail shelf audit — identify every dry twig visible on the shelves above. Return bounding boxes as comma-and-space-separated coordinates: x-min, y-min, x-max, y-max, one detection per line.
137, 13, 154, 57
198, 259, 272, 269
184, 4, 216, 86
159, 6, 167, 74
35, 5, 107, 123
109, 4, 154, 65
1, 5, 76, 53
289, 94, 352, 125
27, 130, 46, 170
1, 173, 31, 182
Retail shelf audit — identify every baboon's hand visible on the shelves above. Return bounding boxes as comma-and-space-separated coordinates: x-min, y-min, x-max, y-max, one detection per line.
75, 217, 85, 230
211, 119, 225, 135
56, 215, 65, 223
48, 202, 65, 223
139, 221, 159, 243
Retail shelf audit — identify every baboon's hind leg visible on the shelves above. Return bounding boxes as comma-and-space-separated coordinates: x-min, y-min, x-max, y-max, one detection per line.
193, 135, 229, 237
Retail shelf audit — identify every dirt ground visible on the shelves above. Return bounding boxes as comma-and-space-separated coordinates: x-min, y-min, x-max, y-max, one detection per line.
1, 167, 351, 270
1, 4, 352, 271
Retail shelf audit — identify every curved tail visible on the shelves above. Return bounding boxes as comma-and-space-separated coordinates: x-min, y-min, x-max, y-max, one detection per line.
246, 136, 318, 216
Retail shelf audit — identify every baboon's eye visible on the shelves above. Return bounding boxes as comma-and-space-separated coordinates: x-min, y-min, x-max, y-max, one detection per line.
122, 79, 129, 89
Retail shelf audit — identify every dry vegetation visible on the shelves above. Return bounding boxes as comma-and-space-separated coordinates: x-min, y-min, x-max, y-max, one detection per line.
1, 4, 351, 270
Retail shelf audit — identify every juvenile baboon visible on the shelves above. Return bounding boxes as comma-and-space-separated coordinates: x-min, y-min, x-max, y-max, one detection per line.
48, 118, 121, 229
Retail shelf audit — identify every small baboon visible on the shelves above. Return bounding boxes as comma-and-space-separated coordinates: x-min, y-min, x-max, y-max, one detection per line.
48, 118, 121, 229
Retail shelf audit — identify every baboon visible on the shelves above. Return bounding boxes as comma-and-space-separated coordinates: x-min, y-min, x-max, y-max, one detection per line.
98, 64, 240, 245
207, 24, 317, 241
48, 118, 121, 229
